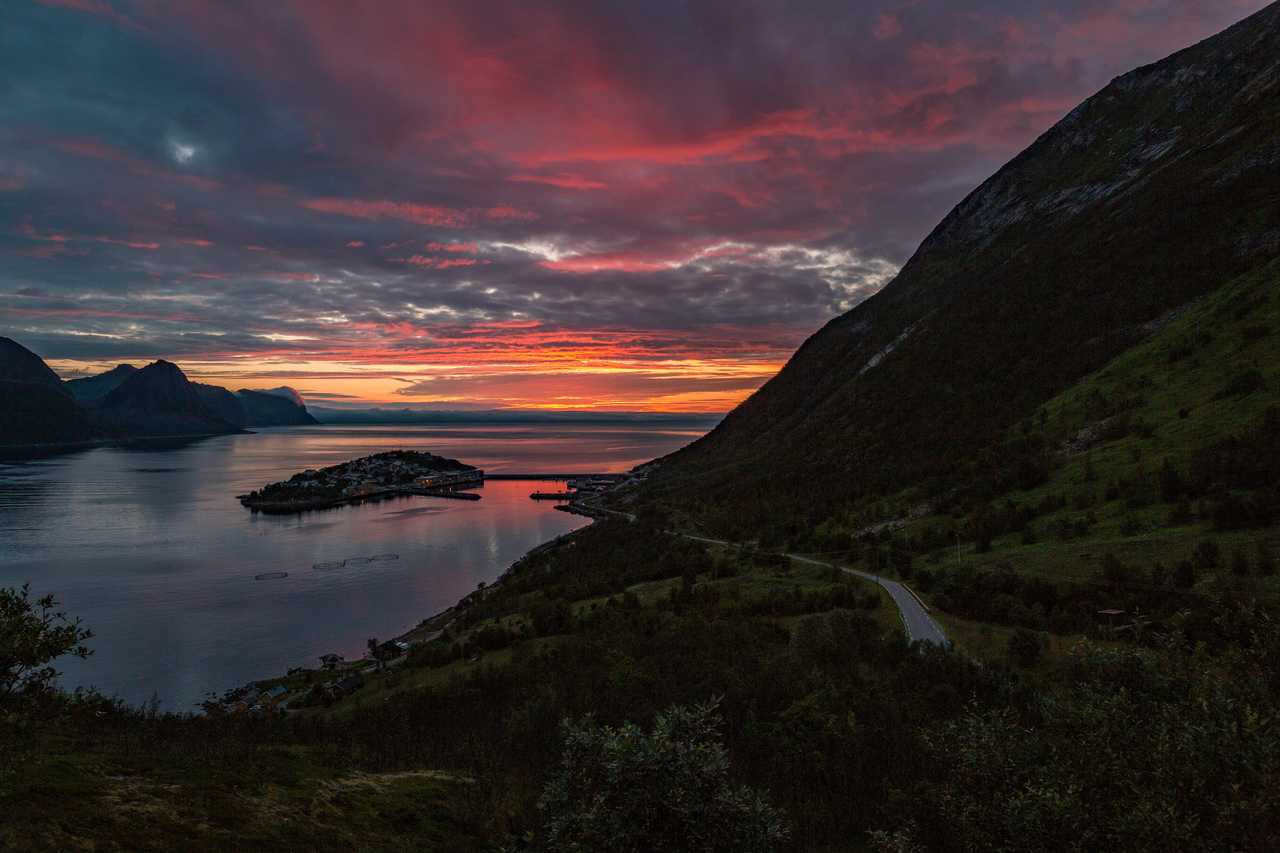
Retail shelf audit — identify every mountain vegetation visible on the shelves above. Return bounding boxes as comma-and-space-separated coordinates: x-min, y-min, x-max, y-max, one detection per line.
4, 5, 1280, 852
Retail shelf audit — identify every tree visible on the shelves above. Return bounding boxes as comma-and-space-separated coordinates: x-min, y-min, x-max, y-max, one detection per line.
366, 637, 382, 670
1257, 543, 1276, 577
1173, 560, 1196, 589
1193, 539, 1220, 571
1158, 458, 1183, 501
532, 700, 788, 852
1008, 628, 1043, 668
1099, 554, 1131, 586
0, 585, 92, 718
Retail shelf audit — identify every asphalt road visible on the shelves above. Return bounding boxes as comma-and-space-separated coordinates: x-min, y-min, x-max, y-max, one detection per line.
570, 497, 949, 646
682, 535, 950, 647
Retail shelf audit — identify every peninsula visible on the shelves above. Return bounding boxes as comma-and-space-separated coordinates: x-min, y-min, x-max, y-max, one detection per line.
238, 451, 483, 514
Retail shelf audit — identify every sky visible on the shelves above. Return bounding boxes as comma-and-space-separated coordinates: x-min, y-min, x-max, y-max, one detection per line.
0, 0, 1270, 412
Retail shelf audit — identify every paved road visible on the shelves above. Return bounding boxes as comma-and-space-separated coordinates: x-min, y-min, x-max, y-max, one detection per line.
570, 497, 949, 646
681, 534, 949, 647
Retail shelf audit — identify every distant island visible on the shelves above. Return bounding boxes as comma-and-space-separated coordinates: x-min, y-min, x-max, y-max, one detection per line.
238, 450, 483, 513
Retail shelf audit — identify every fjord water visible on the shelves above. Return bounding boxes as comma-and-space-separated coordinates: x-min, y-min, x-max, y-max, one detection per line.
0, 423, 707, 709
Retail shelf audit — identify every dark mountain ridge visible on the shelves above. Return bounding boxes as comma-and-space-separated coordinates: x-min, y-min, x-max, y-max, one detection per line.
0, 336, 69, 390
95, 360, 239, 437
66, 364, 138, 401
0, 337, 96, 446
647, 3, 1280, 540
237, 388, 319, 426
193, 382, 247, 426
189, 384, 319, 427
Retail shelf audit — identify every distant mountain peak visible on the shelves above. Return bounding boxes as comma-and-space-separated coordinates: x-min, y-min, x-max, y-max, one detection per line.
235, 388, 319, 426
97, 359, 239, 437
259, 386, 305, 406
66, 363, 139, 402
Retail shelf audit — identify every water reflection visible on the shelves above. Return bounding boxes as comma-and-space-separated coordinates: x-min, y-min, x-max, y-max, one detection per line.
0, 424, 705, 708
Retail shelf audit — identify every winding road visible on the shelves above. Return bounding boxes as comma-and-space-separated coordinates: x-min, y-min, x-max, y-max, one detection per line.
678, 534, 950, 646
570, 498, 949, 646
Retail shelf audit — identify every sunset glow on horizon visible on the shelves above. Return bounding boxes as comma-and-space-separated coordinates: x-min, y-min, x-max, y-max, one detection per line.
2, 0, 1269, 412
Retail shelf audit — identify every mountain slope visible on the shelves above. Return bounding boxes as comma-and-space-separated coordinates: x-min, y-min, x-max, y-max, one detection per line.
194, 383, 248, 426
236, 389, 319, 426
0, 336, 69, 390
0, 337, 96, 446
97, 361, 240, 437
647, 2, 1280, 542
66, 364, 138, 402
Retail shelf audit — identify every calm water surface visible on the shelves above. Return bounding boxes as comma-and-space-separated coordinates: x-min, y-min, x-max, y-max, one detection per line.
0, 423, 708, 708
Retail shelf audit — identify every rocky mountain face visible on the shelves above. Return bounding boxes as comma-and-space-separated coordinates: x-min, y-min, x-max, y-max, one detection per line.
193, 383, 248, 426
647, 3, 1280, 539
0, 337, 96, 446
66, 364, 138, 401
96, 360, 239, 438
259, 386, 306, 407
190, 384, 319, 427
237, 389, 319, 426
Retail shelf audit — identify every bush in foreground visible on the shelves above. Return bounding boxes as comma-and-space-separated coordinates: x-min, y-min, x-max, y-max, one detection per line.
526, 699, 788, 852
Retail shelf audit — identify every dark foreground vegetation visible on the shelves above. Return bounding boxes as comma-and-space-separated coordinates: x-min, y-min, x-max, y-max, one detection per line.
5, 514, 1280, 851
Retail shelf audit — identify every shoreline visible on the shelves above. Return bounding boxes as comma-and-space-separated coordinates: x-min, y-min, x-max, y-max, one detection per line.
214, 493, 608, 713
0, 430, 251, 461
389, 519, 593, 648
240, 485, 482, 514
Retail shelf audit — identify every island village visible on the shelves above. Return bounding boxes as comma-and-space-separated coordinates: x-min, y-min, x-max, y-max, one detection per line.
238, 450, 484, 513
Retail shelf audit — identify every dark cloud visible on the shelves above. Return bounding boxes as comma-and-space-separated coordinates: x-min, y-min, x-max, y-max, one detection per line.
1, 0, 1270, 409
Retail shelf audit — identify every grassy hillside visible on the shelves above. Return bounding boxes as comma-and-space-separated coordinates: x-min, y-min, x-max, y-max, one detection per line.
7, 723, 478, 852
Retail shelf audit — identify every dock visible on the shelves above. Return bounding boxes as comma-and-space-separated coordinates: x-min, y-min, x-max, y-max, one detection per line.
409, 487, 481, 500
484, 473, 628, 481
530, 491, 575, 500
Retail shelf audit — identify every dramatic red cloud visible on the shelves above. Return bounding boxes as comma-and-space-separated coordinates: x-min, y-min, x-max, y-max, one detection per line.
302, 197, 469, 227
425, 241, 478, 253
541, 255, 673, 274
94, 236, 160, 250
509, 173, 608, 190
17, 220, 159, 252
401, 255, 486, 269
483, 205, 538, 221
